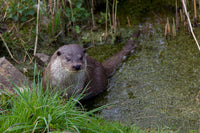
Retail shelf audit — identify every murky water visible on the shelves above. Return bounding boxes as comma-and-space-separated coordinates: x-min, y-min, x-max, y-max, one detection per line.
86, 23, 200, 132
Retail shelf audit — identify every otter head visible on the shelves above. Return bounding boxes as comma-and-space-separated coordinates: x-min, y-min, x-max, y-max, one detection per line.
55, 44, 86, 72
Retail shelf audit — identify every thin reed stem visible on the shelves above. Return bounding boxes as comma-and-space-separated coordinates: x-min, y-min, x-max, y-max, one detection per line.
194, 0, 197, 19
49, 0, 55, 37
91, 0, 95, 28
34, 0, 40, 57
182, 0, 200, 51
176, 0, 179, 29
105, 0, 108, 39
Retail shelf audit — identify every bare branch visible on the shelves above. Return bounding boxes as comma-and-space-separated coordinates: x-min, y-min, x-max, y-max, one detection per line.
182, 0, 200, 51
0, 34, 20, 64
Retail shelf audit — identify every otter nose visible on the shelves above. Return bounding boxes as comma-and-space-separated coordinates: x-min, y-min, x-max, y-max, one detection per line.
73, 65, 81, 71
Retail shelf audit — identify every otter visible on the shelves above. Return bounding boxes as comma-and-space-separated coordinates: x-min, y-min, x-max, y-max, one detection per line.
43, 31, 140, 100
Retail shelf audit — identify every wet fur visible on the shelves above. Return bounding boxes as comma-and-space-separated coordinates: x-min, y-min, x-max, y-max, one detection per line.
43, 31, 140, 100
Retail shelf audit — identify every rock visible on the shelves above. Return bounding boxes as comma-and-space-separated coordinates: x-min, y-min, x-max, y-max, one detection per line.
0, 57, 30, 94
34, 53, 50, 67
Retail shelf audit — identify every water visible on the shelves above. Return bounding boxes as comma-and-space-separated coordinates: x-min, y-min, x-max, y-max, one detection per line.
86, 23, 200, 132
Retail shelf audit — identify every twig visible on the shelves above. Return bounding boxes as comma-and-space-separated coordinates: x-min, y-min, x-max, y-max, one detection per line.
34, 0, 40, 56
182, 0, 200, 51
164, 24, 168, 38
152, 11, 163, 22
54, 30, 62, 39
20, 38, 32, 62
117, 16, 121, 34
114, 0, 118, 33
49, 0, 55, 36
49, 30, 62, 43
20, 18, 35, 27
91, 0, 95, 29
3, 3, 9, 21
53, 0, 56, 14
180, 9, 183, 22
172, 18, 176, 37
194, 0, 197, 19
105, 0, 108, 40
112, 0, 115, 32
0, 34, 20, 64
31, 0, 40, 64
164, 17, 170, 38
176, 0, 179, 29
127, 16, 132, 27
167, 17, 170, 34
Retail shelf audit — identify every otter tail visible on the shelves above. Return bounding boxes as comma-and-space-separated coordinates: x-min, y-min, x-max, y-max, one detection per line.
102, 30, 140, 76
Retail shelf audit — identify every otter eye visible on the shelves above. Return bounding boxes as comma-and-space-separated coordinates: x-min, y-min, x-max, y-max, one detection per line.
57, 51, 61, 56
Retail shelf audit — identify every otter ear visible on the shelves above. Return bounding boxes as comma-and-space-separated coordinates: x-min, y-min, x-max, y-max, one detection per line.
57, 51, 61, 56
83, 49, 86, 53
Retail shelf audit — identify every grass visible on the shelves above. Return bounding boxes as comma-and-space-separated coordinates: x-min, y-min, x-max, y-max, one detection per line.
0, 65, 146, 133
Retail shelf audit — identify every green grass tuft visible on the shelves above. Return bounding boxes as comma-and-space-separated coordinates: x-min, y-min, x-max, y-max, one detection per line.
0, 65, 143, 133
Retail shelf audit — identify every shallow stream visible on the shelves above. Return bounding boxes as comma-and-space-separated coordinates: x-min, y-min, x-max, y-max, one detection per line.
86, 23, 200, 132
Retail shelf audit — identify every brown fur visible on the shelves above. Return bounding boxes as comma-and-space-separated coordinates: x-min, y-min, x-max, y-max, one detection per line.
43, 31, 140, 100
